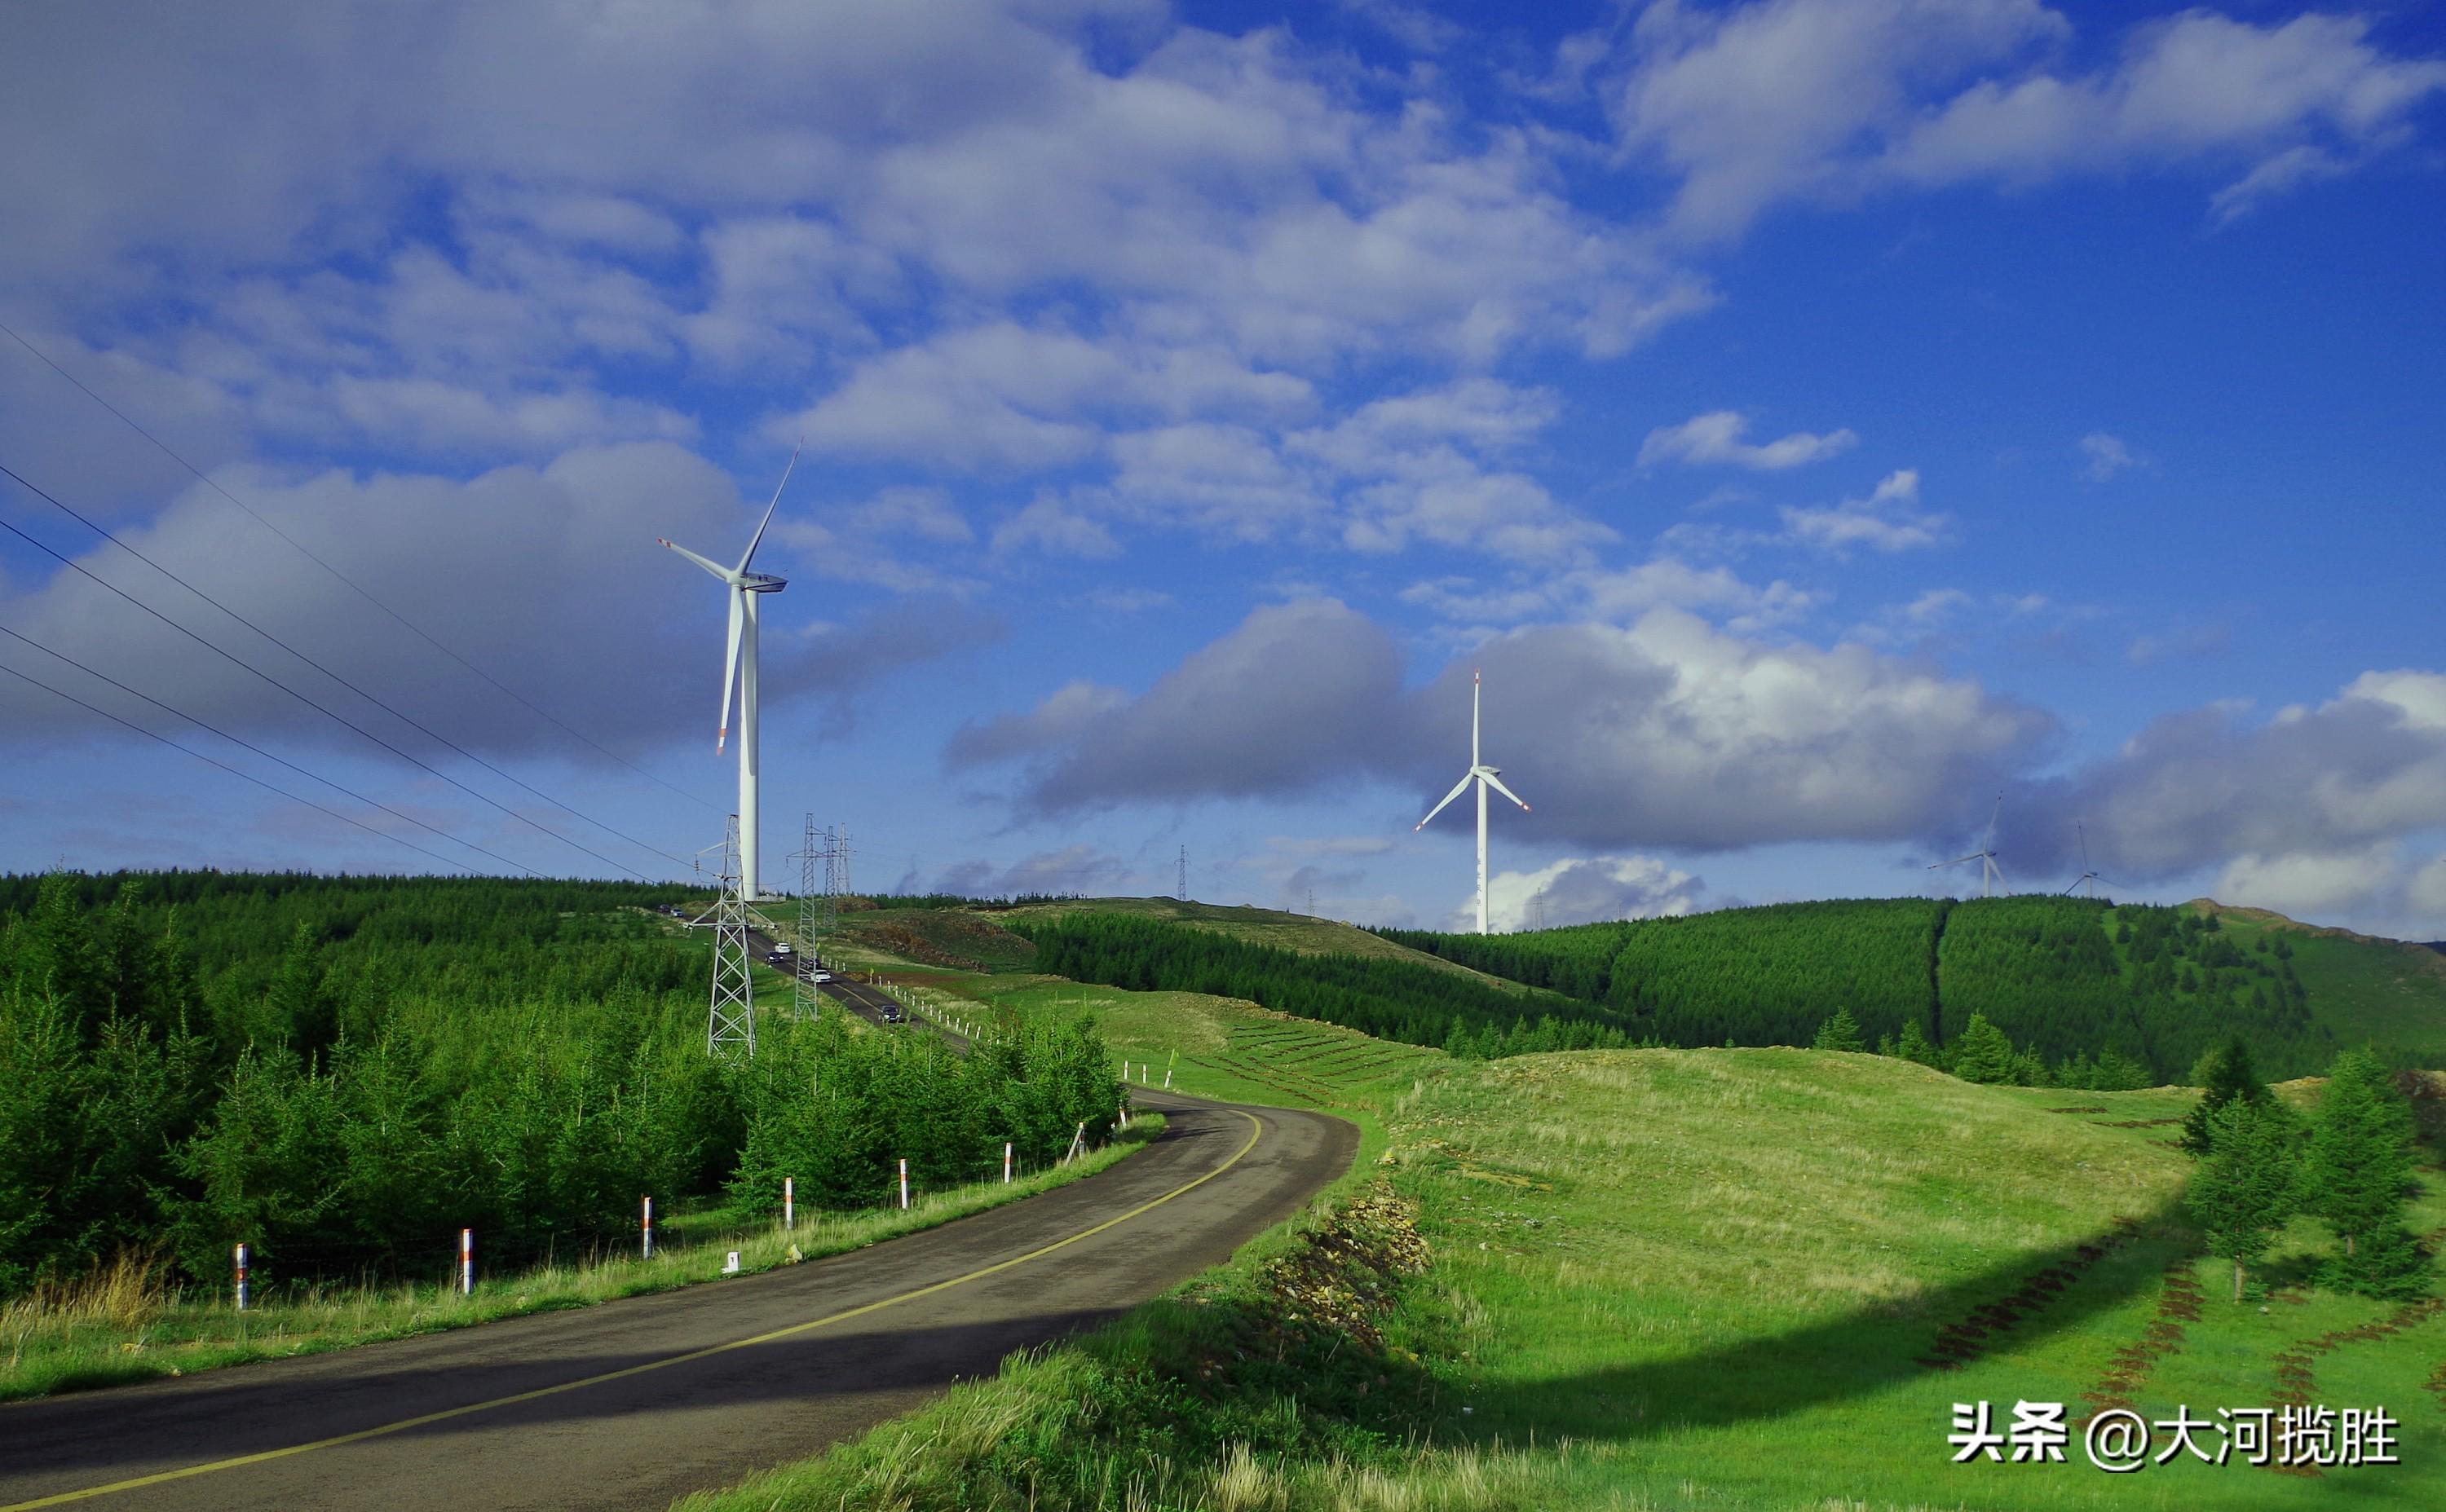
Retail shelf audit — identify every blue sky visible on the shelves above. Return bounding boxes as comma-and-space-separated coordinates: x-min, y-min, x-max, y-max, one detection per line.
2, 0, 2443, 937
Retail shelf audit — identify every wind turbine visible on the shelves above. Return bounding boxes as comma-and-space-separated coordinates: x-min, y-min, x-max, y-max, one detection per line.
1415, 670, 1530, 935
661, 450, 797, 901
1931, 791, 2007, 898
2062, 820, 2112, 899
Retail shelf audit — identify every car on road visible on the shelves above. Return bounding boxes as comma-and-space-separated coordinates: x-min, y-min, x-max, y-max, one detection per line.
880, 1006, 903, 1023
810, 970, 832, 983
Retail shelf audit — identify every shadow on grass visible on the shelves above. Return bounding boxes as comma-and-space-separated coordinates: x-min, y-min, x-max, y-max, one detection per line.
1451, 1197, 2197, 1447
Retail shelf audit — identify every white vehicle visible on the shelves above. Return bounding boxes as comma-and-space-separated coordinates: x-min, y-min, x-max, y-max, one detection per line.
811, 970, 832, 983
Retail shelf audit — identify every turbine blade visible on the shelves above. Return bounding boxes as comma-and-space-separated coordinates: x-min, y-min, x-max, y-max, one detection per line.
1482, 770, 1531, 812
736, 443, 801, 574
2078, 819, 2091, 874
661, 538, 734, 581
1472, 668, 1481, 768
1415, 772, 1473, 831
717, 591, 744, 752
1984, 791, 2002, 853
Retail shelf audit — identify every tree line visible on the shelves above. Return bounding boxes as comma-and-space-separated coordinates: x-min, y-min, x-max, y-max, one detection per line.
0, 871, 1118, 1298
1009, 913, 1640, 1058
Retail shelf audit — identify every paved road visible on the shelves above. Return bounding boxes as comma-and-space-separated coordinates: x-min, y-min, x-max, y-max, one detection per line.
0, 1091, 1357, 1512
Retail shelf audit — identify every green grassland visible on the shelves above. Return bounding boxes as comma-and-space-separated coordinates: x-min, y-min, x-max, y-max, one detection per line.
2186, 901, 2446, 1063
691, 912, 2446, 1512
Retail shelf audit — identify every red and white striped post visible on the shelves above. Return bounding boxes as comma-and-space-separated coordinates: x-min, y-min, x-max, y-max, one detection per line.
458, 1228, 474, 1296
898, 1158, 910, 1210
642, 1196, 655, 1259
784, 1176, 796, 1231
1002, 1141, 1013, 1184
233, 1242, 249, 1312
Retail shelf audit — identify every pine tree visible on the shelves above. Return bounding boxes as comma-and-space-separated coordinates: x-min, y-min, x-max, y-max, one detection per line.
2188, 1097, 2302, 1303
2307, 1051, 2428, 1296
1894, 1020, 1937, 1066
2181, 1034, 2267, 1154
2091, 1048, 2152, 1092
1812, 1007, 1865, 1052
1949, 1014, 2014, 1084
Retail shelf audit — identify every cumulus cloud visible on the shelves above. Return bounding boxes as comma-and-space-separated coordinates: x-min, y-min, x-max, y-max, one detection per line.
0, 442, 992, 756
2001, 669, 2446, 886
1638, 410, 1859, 470
1472, 853, 1707, 933
1777, 469, 1949, 554
953, 598, 2054, 849
944, 597, 1406, 812
1605, 1, 2446, 236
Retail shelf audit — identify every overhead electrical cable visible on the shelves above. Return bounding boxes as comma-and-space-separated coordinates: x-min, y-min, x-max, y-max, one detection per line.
2, 460, 696, 873
0, 620, 547, 877
0, 469, 656, 880
0, 317, 725, 814
0, 651, 486, 876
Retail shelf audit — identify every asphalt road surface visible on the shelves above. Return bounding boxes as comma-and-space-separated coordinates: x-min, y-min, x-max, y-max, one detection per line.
0, 1091, 1356, 1512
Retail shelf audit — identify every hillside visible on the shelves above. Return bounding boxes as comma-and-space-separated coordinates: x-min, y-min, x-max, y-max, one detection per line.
993, 896, 1508, 981
1385, 894, 2446, 1080
683, 1022, 2446, 1511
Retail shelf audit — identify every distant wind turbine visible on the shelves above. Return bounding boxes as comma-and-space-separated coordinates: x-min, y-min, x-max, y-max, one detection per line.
1932, 791, 2007, 898
2062, 820, 2113, 899
1415, 670, 1530, 935
661, 448, 797, 901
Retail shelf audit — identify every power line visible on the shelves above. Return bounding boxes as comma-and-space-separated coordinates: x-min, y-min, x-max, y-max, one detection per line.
0, 470, 652, 879
2, 456, 694, 873
0, 652, 486, 876
0, 316, 724, 815
0, 620, 548, 877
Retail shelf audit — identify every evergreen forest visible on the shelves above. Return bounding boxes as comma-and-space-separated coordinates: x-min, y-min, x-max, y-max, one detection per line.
1379, 896, 2337, 1081
0, 871, 1120, 1299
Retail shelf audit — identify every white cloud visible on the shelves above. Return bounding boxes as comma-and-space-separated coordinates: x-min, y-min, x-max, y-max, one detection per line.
1606, 2, 2446, 236
0, 442, 991, 754
2214, 843, 2399, 919
1472, 853, 1707, 932
1778, 469, 1948, 554
2078, 431, 2141, 481
1638, 410, 1859, 470
2016, 669, 2446, 882
957, 598, 2053, 849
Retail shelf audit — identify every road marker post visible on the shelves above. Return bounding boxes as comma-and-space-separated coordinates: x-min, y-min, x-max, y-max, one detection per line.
233, 1243, 249, 1312
458, 1228, 474, 1296
784, 1176, 795, 1230
1064, 1121, 1085, 1166
642, 1196, 655, 1260
1003, 1141, 1013, 1184
898, 1158, 910, 1210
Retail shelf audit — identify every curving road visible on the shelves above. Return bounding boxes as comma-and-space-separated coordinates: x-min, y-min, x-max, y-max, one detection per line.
0, 1088, 1357, 1512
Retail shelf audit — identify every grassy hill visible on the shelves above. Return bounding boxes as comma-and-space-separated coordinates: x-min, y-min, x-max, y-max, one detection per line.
687, 931, 2446, 1512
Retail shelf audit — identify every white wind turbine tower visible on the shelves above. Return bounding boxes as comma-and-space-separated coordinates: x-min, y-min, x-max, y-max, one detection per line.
1415, 670, 1531, 935
1931, 791, 2007, 898
660, 452, 797, 901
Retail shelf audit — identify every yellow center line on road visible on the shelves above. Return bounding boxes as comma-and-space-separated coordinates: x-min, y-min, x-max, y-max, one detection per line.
4, 1109, 1265, 1512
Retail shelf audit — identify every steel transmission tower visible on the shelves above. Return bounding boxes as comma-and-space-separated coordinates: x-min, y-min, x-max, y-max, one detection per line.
692, 815, 757, 1057
792, 813, 822, 1020
1177, 844, 1187, 900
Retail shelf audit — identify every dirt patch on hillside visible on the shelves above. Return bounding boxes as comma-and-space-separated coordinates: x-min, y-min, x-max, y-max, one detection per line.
841, 910, 1038, 971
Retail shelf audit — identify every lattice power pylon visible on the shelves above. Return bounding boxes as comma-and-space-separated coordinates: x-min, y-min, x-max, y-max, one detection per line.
692, 815, 757, 1058
791, 813, 823, 1020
